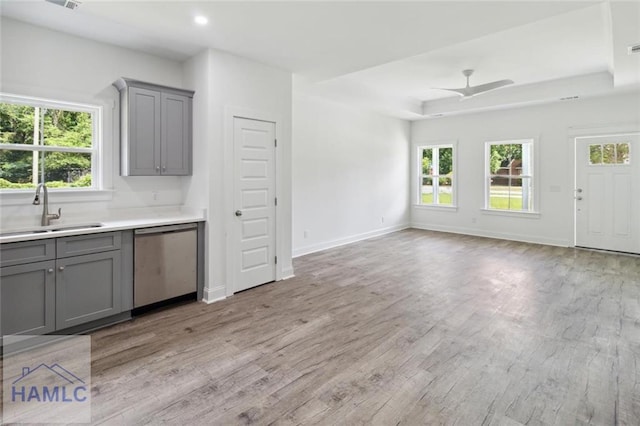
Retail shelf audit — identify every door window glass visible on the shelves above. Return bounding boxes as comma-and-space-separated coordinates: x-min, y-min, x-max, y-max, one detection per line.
589, 143, 630, 165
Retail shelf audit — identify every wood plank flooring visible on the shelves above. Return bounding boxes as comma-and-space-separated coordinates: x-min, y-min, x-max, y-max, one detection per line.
89, 229, 640, 425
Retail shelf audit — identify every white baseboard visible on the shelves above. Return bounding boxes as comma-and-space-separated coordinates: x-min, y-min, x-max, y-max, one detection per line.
202, 285, 226, 304
280, 265, 295, 280
293, 223, 410, 258
411, 222, 570, 247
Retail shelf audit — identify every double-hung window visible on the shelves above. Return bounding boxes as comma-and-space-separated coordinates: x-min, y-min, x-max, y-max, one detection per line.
418, 144, 455, 206
0, 94, 101, 191
485, 139, 534, 212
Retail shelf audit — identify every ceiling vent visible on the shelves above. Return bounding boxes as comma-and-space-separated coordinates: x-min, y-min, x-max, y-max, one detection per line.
629, 44, 640, 55
560, 96, 579, 101
45, 0, 81, 10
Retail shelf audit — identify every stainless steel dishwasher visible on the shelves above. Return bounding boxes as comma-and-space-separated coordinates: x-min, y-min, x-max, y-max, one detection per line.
134, 223, 197, 308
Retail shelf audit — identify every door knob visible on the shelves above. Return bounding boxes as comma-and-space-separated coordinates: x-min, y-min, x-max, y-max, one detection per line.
235, 210, 243, 217
58, 266, 65, 271
576, 196, 583, 201
575, 188, 583, 193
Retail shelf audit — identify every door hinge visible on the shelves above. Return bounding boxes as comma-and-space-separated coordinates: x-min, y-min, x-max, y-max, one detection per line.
274, 138, 277, 147
275, 256, 278, 265
275, 197, 278, 206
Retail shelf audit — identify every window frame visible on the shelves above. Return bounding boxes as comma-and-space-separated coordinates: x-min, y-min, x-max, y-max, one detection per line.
0, 92, 103, 193
484, 138, 538, 215
416, 142, 457, 209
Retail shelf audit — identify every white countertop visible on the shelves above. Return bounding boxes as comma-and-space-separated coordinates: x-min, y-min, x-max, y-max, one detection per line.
0, 209, 205, 244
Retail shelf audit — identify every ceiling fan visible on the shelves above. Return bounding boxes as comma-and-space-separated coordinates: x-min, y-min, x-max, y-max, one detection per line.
433, 69, 514, 98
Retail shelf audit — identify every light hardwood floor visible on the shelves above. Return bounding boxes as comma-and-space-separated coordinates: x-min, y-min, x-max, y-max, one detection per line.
89, 229, 640, 425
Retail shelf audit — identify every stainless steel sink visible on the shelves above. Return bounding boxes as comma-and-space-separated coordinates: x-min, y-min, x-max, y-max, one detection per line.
0, 223, 104, 238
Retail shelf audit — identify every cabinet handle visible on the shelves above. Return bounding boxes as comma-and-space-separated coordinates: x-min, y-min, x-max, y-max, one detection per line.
48, 268, 54, 273
162, 166, 166, 172
58, 266, 65, 271
156, 166, 160, 173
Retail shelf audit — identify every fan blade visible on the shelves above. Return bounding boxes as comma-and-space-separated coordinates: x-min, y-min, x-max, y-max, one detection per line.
432, 77, 514, 98
431, 87, 469, 97
465, 79, 514, 96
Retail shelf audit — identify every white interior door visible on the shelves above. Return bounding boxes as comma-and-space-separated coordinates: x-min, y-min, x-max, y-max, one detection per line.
575, 134, 639, 254
233, 117, 276, 292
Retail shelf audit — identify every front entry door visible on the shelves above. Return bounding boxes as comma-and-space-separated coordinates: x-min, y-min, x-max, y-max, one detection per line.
233, 117, 277, 292
575, 134, 639, 254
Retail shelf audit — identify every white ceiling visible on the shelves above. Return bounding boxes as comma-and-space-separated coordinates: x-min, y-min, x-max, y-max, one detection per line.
1, 1, 639, 120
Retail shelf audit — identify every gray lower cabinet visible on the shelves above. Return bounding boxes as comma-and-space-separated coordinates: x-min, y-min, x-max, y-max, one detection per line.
0, 231, 132, 337
0, 260, 56, 335
55, 251, 121, 330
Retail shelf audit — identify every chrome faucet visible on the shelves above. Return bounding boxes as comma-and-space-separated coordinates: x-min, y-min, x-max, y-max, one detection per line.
32, 183, 62, 226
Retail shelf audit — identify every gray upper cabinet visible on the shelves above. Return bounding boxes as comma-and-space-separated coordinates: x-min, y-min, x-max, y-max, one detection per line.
129, 87, 161, 175
114, 78, 194, 176
161, 92, 192, 175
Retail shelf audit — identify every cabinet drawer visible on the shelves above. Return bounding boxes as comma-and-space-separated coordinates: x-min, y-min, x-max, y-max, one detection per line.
57, 232, 121, 258
0, 239, 55, 267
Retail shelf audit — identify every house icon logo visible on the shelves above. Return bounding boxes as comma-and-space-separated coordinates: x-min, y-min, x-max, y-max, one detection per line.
11, 363, 88, 403
2, 335, 91, 423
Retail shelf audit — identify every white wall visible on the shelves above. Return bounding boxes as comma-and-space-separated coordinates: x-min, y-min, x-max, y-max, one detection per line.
183, 49, 293, 301
292, 87, 411, 257
0, 18, 187, 226
411, 91, 640, 246
181, 49, 212, 297
1, 18, 295, 303
181, 50, 211, 214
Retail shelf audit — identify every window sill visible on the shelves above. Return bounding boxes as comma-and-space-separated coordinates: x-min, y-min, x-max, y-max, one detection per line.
0, 189, 114, 206
480, 208, 540, 219
413, 204, 458, 212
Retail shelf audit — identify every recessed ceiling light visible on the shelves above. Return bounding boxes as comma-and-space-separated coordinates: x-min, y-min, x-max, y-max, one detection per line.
194, 15, 208, 26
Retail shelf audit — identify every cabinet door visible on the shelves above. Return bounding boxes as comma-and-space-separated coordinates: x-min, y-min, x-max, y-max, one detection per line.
56, 251, 122, 330
128, 87, 161, 175
161, 92, 192, 175
1, 260, 56, 335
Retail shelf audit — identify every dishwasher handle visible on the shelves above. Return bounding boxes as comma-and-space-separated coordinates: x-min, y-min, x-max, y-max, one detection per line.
135, 223, 197, 235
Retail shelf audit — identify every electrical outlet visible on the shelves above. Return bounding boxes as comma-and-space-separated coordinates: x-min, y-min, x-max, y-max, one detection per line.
303, 230, 309, 239
152, 191, 158, 201
471, 217, 477, 224
381, 216, 385, 223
